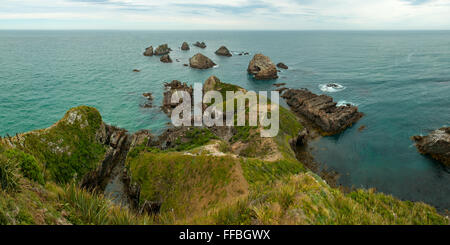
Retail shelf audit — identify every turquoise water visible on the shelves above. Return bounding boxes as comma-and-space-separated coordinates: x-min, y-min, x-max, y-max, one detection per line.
0, 31, 449, 210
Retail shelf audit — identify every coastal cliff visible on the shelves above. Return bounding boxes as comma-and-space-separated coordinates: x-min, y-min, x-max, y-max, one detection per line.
0, 80, 447, 225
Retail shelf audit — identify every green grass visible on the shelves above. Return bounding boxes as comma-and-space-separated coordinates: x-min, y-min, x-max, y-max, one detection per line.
173, 127, 218, 151
3, 149, 44, 184
0, 154, 20, 192
17, 106, 106, 183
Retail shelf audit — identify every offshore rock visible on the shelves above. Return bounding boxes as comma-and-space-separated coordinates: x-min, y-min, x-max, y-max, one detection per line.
160, 54, 172, 63
143, 46, 153, 56
189, 53, 216, 69
282, 88, 363, 135
215, 46, 232, 57
247, 54, 278, 80
412, 127, 450, 166
277, 62, 289, 69
154, 44, 171, 55
193, 41, 206, 48
161, 80, 193, 115
181, 42, 190, 50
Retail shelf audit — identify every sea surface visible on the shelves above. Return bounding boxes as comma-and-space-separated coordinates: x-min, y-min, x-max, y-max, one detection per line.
0, 30, 449, 210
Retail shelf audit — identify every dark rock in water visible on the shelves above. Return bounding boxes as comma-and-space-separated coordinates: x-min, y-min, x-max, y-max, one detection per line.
161, 80, 193, 115
215, 46, 232, 57
160, 54, 172, 63
154, 44, 171, 55
183, 64, 188, 67
181, 42, 190, 51
133, 69, 140, 72
143, 46, 153, 56
189, 53, 216, 69
142, 92, 153, 100
358, 125, 366, 132
141, 92, 153, 108
247, 54, 278, 80
193, 41, 206, 48
176, 59, 180, 62
238, 53, 243, 56
326, 83, 340, 88
277, 62, 289, 69
282, 88, 363, 135
412, 127, 450, 166
244, 52, 249, 55
273, 83, 286, 87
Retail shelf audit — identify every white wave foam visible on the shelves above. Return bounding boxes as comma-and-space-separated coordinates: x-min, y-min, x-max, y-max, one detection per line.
319, 83, 346, 93
336, 100, 358, 107
213, 64, 219, 68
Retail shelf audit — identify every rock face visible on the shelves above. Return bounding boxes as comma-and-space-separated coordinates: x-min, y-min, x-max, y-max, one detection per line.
189, 53, 216, 69
412, 127, 450, 166
277, 62, 288, 69
247, 54, 278, 80
193, 41, 206, 48
160, 54, 172, 63
181, 42, 190, 50
143, 46, 153, 56
215, 46, 232, 57
154, 44, 171, 55
161, 80, 193, 114
281, 88, 363, 135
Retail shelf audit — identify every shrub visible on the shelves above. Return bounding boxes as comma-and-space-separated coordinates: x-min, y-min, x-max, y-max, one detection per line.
0, 155, 20, 192
5, 149, 44, 184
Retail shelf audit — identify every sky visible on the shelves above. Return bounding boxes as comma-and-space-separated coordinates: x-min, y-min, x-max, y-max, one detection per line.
1, 0, 450, 30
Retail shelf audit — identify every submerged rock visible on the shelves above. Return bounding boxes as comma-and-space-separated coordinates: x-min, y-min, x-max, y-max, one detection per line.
161, 80, 193, 115
143, 46, 153, 56
273, 83, 286, 87
247, 54, 278, 80
160, 54, 172, 63
282, 88, 363, 135
215, 46, 232, 57
181, 42, 190, 50
154, 44, 171, 55
277, 62, 289, 69
189, 53, 216, 69
193, 41, 206, 48
412, 127, 450, 166
133, 69, 140, 72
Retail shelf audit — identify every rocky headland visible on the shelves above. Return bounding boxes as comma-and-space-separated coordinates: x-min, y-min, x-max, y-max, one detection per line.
281, 88, 363, 135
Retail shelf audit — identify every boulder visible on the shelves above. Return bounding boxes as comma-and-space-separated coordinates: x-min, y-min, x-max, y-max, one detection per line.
133, 69, 140, 72
189, 53, 216, 69
412, 127, 450, 166
193, 41, 206, 48
143, 46, 153, 56
154, 44, 171, 55
282, 88, 363, 135
247, 54, 278, 80
161, 80, 193, 115
181, 42, 190, 50
160, 54, 172, 63
215, 46, 232, 57
277, 62, 289, 69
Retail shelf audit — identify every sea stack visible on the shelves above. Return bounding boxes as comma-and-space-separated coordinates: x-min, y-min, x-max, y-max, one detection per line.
412, 127, 450, 166
247, 54, 278, 80
193, 41, 207, 48
215, 46, 232, 57
160, 54, 172, 63
281, 88, 363, 135
161, 80, 193, 114
154, 44, 171, 55
189, 53, 216, 69
143, 46, 153, 56
181, 42, 190, 50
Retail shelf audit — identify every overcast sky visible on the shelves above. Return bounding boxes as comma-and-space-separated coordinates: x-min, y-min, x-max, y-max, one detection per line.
1, 0, 449, 30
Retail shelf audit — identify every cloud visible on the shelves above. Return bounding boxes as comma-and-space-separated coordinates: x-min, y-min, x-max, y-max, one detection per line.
0, 0, 449, 29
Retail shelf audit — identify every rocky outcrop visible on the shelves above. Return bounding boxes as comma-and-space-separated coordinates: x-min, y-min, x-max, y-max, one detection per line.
277, 62, 288, 69
160, 54, 172, 63
247, 54, 278, 80
193, 41, 206, 48
281, 88, 363, 135
161, 80, 193, 115
189, 53, 216, 69
143, 46, 153, 56
215, 46, 232, 57
181, 42, 190, 50
290, 128, 308, 148
412, 127, 450, 166
154, 44, 171, 55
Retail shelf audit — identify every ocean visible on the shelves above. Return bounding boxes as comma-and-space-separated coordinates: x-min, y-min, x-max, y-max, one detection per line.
0, 30, 449, 210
